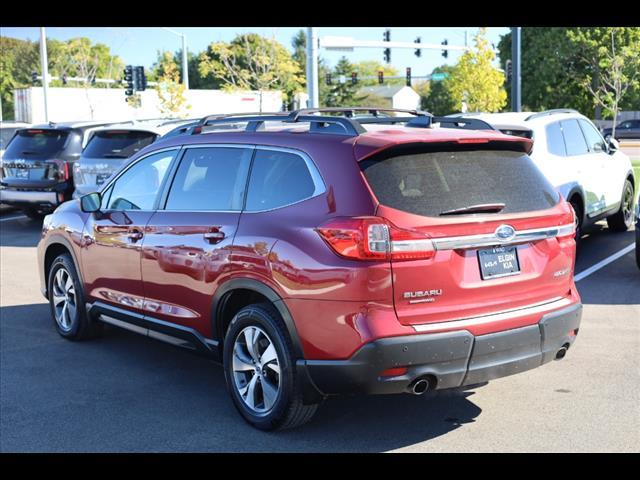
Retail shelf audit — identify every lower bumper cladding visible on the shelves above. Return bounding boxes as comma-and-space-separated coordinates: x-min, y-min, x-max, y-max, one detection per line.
300, 302, 582, 396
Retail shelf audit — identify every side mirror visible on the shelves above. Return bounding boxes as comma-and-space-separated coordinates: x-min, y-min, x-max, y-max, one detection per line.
80, 192, 101, 213
607, 137, 620, 153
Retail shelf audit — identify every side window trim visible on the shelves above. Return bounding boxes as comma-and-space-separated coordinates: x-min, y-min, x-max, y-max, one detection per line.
243, 146, 327, 213
159, 143, 256, 212
99, 146, 180, 212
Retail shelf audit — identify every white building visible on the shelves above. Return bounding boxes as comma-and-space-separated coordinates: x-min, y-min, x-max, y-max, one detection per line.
358, 85, 420, 111
13, 87, 284, 124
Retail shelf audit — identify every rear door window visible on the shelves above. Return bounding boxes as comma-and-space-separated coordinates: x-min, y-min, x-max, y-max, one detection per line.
2, 129, 69, 159
83, 130, 157, 159
545, 122, 567, 156
360, 146, 559, 217
245, 149, 321, 211
560, 119, 589, 156
165, 147, 253, 211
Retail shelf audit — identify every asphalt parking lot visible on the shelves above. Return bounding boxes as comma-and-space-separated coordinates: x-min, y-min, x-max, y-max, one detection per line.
0, 210, 638, 452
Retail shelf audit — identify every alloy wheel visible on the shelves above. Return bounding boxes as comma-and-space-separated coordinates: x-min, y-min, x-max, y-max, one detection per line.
51, 268, 77, 332
232, 326, 281, 413
622, 183, 634, 226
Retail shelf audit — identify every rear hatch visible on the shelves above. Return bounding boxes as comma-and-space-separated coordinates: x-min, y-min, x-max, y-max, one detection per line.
1, 129, 70, 188
74, 130, 157, 191
358, 140, 577, 332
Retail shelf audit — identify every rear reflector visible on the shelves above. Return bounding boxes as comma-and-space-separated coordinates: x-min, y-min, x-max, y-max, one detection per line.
317, 217, 435, 262
380, 367, 408, 377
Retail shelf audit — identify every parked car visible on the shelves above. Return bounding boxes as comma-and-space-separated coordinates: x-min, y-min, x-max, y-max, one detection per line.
602, 119, 640, 140
0, 121, 30, 159
38, 108, 582, 430
636, 201, 640, 269
73, 119, 195, 199
0, 121, 124, 218
449, 110, 636, 241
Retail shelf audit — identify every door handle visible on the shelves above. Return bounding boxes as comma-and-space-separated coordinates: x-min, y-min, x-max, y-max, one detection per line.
204, 231, 225, 243
128, 229, 144, 241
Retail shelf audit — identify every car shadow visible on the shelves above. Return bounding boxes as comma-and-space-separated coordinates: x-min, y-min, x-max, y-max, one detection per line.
1, 303, 482, 452
0, 216, 42, 248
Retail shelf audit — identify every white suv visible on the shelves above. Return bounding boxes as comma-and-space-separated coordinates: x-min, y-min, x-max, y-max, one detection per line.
450, 109, 636, 240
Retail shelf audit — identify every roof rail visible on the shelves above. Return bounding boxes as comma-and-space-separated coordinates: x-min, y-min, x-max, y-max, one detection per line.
291, 107, 429, 119
193, 110, 366, 136
431, 116, 497, 131
525, 109, 579, 121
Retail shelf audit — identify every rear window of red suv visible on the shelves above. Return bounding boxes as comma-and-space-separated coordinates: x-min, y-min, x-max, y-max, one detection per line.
360, 145, 560, 217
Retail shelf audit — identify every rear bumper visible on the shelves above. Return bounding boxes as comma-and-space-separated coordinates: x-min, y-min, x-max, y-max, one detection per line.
300, 302, 582, 396
0, 188, 59, 210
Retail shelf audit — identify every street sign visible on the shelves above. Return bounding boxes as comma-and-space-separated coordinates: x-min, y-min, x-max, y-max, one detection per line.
431, 73, 449, 82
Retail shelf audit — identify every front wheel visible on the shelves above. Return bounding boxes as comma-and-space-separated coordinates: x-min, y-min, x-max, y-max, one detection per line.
607, 179, 634, 232
223, 304, 319, 431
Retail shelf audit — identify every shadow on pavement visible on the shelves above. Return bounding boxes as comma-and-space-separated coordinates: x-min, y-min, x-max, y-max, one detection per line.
1, 302, 482, 452
0, 217, 42, 248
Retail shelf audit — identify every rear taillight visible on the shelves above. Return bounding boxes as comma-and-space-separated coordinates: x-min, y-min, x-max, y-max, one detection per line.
317, 217, 435, 262
62, 162, 70, 181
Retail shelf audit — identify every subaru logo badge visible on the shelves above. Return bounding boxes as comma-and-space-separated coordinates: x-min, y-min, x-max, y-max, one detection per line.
495, 224, 516, 242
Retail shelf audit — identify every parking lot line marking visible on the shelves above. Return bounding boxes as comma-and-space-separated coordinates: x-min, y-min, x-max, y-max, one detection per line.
0, 215, 27, 223
575, 243, 636, 282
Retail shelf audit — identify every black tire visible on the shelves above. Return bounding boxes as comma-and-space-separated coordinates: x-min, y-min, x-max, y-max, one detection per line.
22, 208, 44, 221
569, 196, 583, 249
47, 253, 102, 340
607, 179, 634, 232
223, 303, 318, 431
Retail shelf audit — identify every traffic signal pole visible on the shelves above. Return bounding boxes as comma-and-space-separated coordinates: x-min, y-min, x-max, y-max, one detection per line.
306, 27, 319, 108
511, 27, 521, 112
39, 27, 50, 122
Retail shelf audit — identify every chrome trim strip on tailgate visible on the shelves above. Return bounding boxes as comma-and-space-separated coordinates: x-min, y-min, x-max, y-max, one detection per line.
432, 223, 575, 251
412, 297, 574, 333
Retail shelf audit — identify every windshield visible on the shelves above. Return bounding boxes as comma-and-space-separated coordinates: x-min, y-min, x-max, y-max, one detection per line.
83, 130, 157, 159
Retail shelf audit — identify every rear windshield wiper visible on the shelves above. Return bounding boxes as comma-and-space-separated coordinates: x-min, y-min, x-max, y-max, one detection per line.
439, 203, 506, 216
102, 154, 129, 158
21, 151, 39, 155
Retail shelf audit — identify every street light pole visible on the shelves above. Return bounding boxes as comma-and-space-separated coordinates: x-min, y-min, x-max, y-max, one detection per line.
306, 27, 319, 108
40, 27, 50, 122
162, 27, 189, 90
511, 27, 521, 112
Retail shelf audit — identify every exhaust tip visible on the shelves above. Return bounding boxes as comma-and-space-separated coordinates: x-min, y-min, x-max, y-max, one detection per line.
555, 346, 568, 360
409, 378, 430, 395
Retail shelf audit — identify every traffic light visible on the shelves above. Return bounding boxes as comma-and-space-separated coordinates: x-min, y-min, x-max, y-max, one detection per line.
124, 65, 134, 96
383, 29, 391, 64
505, 59, 513, 84
351, 72, 357, 85
135, 66, 146, 91
406, 67, 412, 87
415, 37, 421, 58
32, 71, 38, 84
378, 70, 384, 85
62, 74, 68, 85
91, 75, 96, 85
326, 72, 332, 86
441, 39, 449, 58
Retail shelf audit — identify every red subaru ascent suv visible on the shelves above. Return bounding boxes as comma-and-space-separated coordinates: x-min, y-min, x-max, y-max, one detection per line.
37, 108, 582, 430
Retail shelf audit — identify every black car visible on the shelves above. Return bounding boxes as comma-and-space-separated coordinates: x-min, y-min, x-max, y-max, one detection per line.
0, 121, 122, 218
602, 119, 640, 140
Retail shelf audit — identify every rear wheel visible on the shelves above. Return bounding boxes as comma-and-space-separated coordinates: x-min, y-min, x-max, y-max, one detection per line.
223, 303, 319, 431
569, 196, 584, 248
607, 179, 634, 232
47, 253, 102, 340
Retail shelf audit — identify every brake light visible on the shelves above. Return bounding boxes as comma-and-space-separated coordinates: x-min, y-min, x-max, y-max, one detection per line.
62, 162, 70, 181
317, 217, 435, 262
457, 138, 490, 144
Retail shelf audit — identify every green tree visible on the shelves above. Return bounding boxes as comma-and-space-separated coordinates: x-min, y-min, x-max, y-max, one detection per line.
324, 57, 365, 107
446, 28, 507, 113
198, 33, 304, 107
419, 65, 457, 115
498, 27, 640, 117
155, 51, 191, 118
352, 60, 402, 87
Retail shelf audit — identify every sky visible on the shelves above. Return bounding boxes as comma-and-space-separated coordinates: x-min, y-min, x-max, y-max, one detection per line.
1, 27, 510, 77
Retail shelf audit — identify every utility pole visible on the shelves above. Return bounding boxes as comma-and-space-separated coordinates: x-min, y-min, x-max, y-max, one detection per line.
39, 27, 50, 123
306, 27, 319, 108
511, 27, 521, 112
